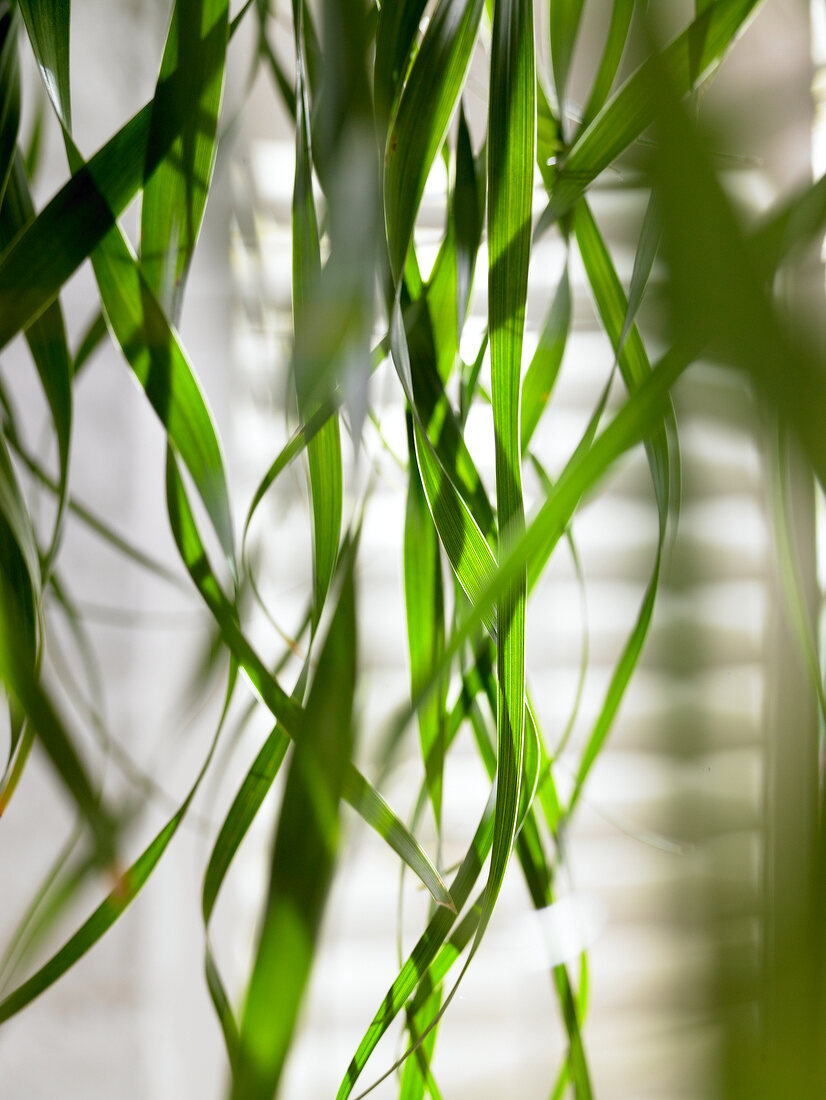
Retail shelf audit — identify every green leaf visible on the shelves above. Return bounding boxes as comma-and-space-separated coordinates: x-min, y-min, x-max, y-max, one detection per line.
242, 396, 339, 549
141, 0, 229, 319
574, 198, 671, 517
374, 0, 428, 129
0, 667, 236, 1024
0, 11, 240, 351
0, 103, 154, 347
521, 261, 570, 451
203, 724, 291, 926
402, 348, 688, 742
0, 5, 20, 209
405, 313, 495, 539
0, 150, 73, 568
454, 103, 484, 336
650, 55, 826, 491
17, 0, 72, 130
580, 0, 635, 128
570, 548, 663, 812
202, 670, 304, 1072
0, 584, 115, 864
414, 419, 497, 638
24, 0, 237, 572
484, 0, 533, 938
336, 793, 496, 1099
405, 418, 447, 826
0, 422, 39, 785
166, 454, 453, 909
384, 0, 485, 279
232, 565, 356, 1100
89, 219, 236, 569
550, 0, 585, 117
72, 311, 108, 376
537, 0, 762, 230
292, 0, 342, 632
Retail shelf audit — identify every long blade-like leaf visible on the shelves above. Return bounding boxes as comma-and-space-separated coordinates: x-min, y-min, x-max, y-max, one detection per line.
483, 0, 533, 939
0, 668, 236, 1024
232, 565, 356, 1099
384, 0, 485, 279
141, 0, 229, 319
537, 0, 761, 230
166, 454, 453, 909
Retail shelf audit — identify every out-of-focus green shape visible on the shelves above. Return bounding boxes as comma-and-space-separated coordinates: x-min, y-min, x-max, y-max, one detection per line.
0, 586, 114, 867
0, 667, 236, 1025
232, 564, 356, 1100
141, 0, 229, 319
651, 56, 826, 490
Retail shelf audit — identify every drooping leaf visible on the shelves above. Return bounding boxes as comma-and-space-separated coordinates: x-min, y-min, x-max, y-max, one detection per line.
292, 0, 342, 632
72, 311, 108, 376
384, 0, 485, 280
0, 667, 236, 1024
22, 1, 238, 573
16, 0, 72, 129
0, 11, 242, 351
166, 453, 453, 909
550, 0, 585, 119
537, 0, 762, 230
141, 0, 229, 319
521, 261, 571, 451
580, 0, 635, 128
454, 103, 484, 336
0, 586, 115, 865
0, 4, 20, 209
232, 564, 356, 1100
483, 0, 534, 942
0, 150, 72, 568
374, 0, 428, 129
405, 418, 447, 826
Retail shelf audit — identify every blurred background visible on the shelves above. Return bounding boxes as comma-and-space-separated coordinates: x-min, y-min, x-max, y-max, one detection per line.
0, 1, 824, 1097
